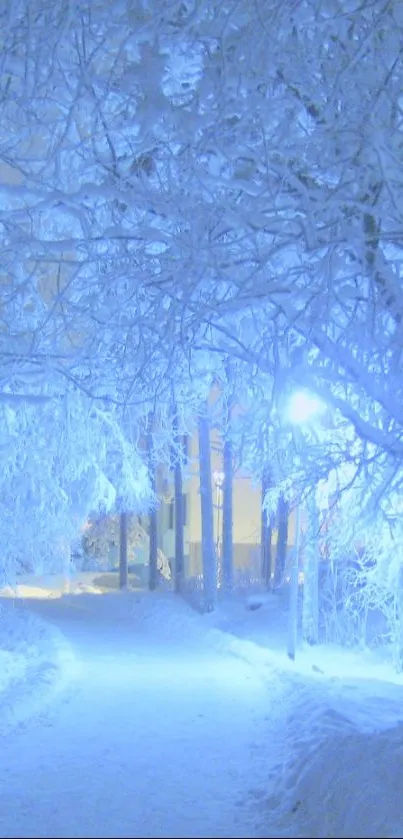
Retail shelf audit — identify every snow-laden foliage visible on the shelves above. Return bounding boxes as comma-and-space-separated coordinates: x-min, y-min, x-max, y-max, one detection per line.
82, 514, 171, 580
0, 390, 151, 585
2, 1, 401, 420
316, 476, 403, 668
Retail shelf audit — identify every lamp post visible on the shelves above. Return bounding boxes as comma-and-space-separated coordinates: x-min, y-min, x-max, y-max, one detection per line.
285, 390, 325, 661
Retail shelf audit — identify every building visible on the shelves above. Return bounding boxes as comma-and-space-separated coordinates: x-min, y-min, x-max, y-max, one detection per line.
158, 420, 299, 584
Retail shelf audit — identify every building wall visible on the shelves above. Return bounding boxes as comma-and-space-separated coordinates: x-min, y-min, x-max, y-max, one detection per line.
158, 414, 299, 580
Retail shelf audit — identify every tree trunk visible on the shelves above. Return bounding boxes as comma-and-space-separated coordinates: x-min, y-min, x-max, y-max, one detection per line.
147, 423, 158, 591
302, 493, 320, 645
149, 506, 158, 590
198, 404, 217, 612
261, 470, 273, 589
119, 511, 128, 590
275, 494, 289, 586
173, 411, 185, 594
222, 430, 233, 594
287, 503, 301, 660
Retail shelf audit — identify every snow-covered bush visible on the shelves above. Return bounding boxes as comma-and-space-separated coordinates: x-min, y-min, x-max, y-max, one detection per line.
318, 489, 403, 670
318, 553, 369, 648
0, 390, 151, 585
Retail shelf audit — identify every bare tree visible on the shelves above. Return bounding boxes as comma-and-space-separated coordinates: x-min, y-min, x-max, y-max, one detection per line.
302, 494, 320, 646
222, 386, 234, 593
275, 495, 289, 587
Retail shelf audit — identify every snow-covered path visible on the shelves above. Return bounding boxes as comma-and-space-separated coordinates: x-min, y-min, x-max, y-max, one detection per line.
0, 593, 276, 839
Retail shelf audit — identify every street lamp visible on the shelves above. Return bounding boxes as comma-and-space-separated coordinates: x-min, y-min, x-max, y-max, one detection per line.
285, 389, 324, 661
213, 471, 224, 568
286, 390, 325, 425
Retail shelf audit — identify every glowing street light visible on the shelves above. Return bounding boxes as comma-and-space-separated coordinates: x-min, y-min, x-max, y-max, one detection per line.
286, 390, 326, 425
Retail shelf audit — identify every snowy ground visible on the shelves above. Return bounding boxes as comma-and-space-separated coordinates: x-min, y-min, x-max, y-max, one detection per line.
0, 597, 77, 736
1, 576, 403, 838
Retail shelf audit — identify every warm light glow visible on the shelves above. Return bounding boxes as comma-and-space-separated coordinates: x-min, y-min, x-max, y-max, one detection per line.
286, 390, 326, 425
